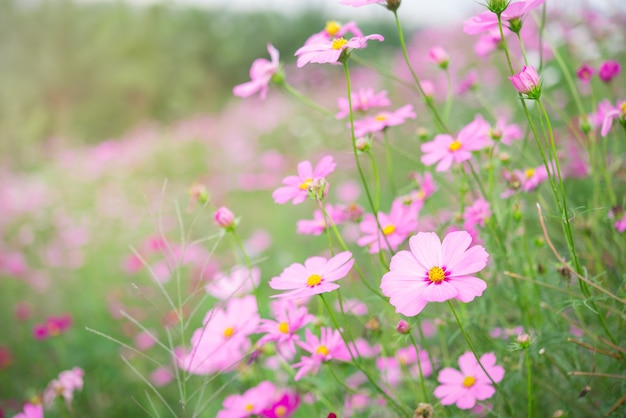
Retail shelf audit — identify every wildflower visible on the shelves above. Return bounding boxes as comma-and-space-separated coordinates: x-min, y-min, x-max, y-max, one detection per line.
43, 367, 85, 409
598, 60, 620, 83
233, 44, 281, 100
489, 117, 523, 145
257, 299, 314, 354
205, 266, 260, 300
576, 64, 594, 83
463, 0, 545, 35
357, 200, 418, 254
294, 34, 384, 67
428, 46, 449, 69
352, 104, 416, 137
336, 88, 391, 119
296, 204, 346, 236
600, 100, 626, 137
32, 314, 72, 340
434, 352, 504, 409
421, 116, 490, 172
509, 65, 541, 99
217, 381, 276, 418
13, 403, 43, 418
380, 231, 489, 316
260, 392, 300, 418
303, 21, 363, 46
269, 251, 354, 299
462, 198, 491, 232
214, 206, 236, 230
272, 156, 336, 205
292, 327, 351, 380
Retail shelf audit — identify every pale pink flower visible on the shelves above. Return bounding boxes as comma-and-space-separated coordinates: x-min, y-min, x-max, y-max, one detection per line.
352, 104, 416, 137
205, 266, 260, 300
217, 381, 276, 418
269, 251, 354, 299
489, 326, 525, 340
179, 296, 259, 375
296, 204, 346, 236
233, 44, 280, 100
295, 34, 384, 68
335, 298, 368, 316
377, 345, 432, 387
272, 156, 336, 205
463, 0, 545, 35
462, 198, 491, 232
357, 200, 417, 254
214, 206, 236, 229
509, 65, 541, 99
13, 403, 43, 418
501, 165, 549, 197
43, 367, 84, 409
490, 117, 523, 145
336, 88, 391, 119
134, 330, 157, 351
600, 101, 625, 137
381, 231, 489, 316
421, 116, 490, 172
428, 46, 449, 68
150, 367, 174, 387
293, 327, 351, 380
257, 299, 314, 354
434, 352, 504, 409
303, 21, 363, 46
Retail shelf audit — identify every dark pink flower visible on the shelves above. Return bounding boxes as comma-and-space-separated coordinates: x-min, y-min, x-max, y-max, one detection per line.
233, 44, 280, 100
576, 64, 595, 83
434, 352, 504, 409
260, 392, 300, 418
214, 206, 236, 229
598, 60, 620, 83
509, 65, 541, 98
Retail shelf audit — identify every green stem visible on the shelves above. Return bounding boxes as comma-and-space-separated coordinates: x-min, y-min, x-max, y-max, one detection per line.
408, 333, 430, 404
526, 348, 533, 418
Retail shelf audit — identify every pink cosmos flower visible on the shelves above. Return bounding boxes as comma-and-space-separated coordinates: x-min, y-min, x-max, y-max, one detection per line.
257, 299, 314, 354
428, 46, 449, 68
294, 34, 384, 68
205, 266, 261, 300
13, 403, 43, 418
509, 65, 541, 98
335, 298, 368, 316
260, 392, 300, 418
303, 21, 363, 46
217, 381, 276, 418
292, 327, 351, 380
600, 100, 625, 137
434, 352, 505, 409
463, 0, 545, 35
336, 88, 391, 119
269, 251, 354, 299
576, 64, 594, 83
179, 296, 259, 375
296, 204, 346, 236
376, 345, 432, 387
272, 156, 336, 205
381, 231, 489, 316
612, 211, 626, 233
233, 44, 280, 100
501, 165, 549, 197
489, 117, 523, 145
134, 330, 157, 351
352, 104, 416, 137
357, 200, 418, 254
214, 206, 236, 229
598, 60, 620, 83
421, 116, 490, 172
43, 367, 85, 408
463, 198, 491, 232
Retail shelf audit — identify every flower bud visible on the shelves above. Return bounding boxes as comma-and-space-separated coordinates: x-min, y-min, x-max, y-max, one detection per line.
509, 65, 541, 99
396, 320, 410, 334
214, 206, 236, 230
428, 46, 449, 70
516, 333, 531, 348
598, 60, 620, 83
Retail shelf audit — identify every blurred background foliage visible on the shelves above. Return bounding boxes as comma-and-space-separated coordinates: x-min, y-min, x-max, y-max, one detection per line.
0, 0, 398, 168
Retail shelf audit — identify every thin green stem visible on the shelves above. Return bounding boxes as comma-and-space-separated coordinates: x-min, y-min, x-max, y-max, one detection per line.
408, 333, 430, 404
526, 348, 533, 418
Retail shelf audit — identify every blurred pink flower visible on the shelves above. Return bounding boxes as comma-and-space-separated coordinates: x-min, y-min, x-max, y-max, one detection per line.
428, 46, 449, 68
296, 204, 346, 236
214, 206, 236, 229
614, 213, 626, 233
434, 352, 504, 409
357, 200, 417, 254
336, 88, 391, 119
381, 231, 489, 316
501, 165, 549, 197
303, 21, 363, 46
13, 403, 43, 418
272, 156, 336, 205
295, 34, 384, 67
463, 198, 491, 232
463, 0, 545, 35
600, 100, 625, 137
205, 266, 260, 300
233, 44, 280, 100
293, 327, 351, 380
490, 117, 523, 145
269, 251, 354, 299
598, 60, 620, 83
134, 331, 157, 351
421, 115, 490, 172
352, 104, 416, 137
150, 367, 174, 387
43, 367, 84, 409
257, 299, 314, 354
576, 64, 594, 83
334, 298, 368, 316
217, 381, 276, 418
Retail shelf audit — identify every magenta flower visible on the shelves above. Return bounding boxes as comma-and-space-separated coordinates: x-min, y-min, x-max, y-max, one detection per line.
434, 352, 504, 409
269, 251, 354, 299
614, 213, 626, 233
217, 381, 276, 418
292, 327, 351, 380
233, 44, 280, 100
357, 200, 418, 254
380, 231, 489, 316
600, 100, 625, 137
576, 64, 595, 83
294, 34, 384, 68
272, 156, 336, 205
214, 206, 236, 229
257, 299, 314, 354
463, 0, 545, 35
509, 65, 541, 99
296, 204, 346, 236
352, 104, 416, 137
13, 403, 43, 418
598, 60, 620, 83
336, 88, 391, 119
260, 392, 300, 418
421, 116, 490, 172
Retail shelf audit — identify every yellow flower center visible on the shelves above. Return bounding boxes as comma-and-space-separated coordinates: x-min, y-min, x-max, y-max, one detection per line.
463, 376, 477, 388
525, 168, 535, 179
428, 266, 445, 283
331, 37, 348, 50
299, 178, 312, 190
620, 102, 626, 117
448, 140, 462, 152
382, 224, 396, 235
245, 403, 254, 412
275, 405, 288, 417
325, 21, 341, 36
316, 345, 330, 356
306, 274, 323, 287
398, 354, 408, 365
223, 327, 235, 338
278, 322, 289, 334
375, 114, 387, 121
417, 190, 425, 200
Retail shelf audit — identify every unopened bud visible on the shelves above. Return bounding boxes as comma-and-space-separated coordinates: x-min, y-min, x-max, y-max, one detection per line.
396, 320, 410, 335
516, 333, 531, 348
355, 137, 372, 152
214, 206, 236, 230
414, 403, 434, 418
